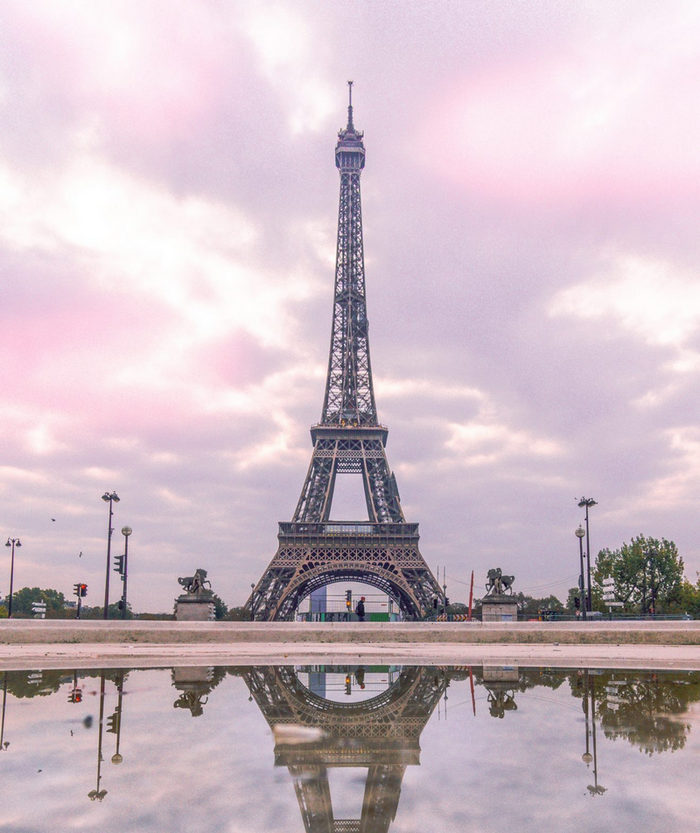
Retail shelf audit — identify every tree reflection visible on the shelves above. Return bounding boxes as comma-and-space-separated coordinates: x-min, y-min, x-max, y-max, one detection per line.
0, 661, 698, 822
582, 670, 700, 756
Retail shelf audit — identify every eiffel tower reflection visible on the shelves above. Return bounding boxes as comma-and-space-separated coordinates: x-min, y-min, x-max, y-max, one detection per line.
242, 666, 448, 833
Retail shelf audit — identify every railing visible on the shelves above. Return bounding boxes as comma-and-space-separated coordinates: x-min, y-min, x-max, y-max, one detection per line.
279, 521, 419, 538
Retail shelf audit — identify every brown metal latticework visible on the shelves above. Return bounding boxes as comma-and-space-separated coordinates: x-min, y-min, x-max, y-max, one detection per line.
242, 665, 448, 833
247, 84, 441, 620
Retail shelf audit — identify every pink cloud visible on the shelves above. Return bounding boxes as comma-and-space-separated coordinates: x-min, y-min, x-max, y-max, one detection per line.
3, 1, 242, 141
416, 18, 700, 208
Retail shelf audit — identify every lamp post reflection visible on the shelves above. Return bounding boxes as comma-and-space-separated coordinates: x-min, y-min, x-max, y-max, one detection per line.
581, 670, 607, 796
110, 671, 125, 765
1, 672, 9, 751
88, 673, 108, 801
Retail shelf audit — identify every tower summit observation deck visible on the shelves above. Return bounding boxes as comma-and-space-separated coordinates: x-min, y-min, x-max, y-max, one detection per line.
247, 84, 442, 620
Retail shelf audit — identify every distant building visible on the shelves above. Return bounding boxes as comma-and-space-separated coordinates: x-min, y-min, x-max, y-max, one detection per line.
310, 587, 327, 617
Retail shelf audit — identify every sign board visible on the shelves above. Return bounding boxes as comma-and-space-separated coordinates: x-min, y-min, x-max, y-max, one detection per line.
602, 577, 615, 587
602, 593, 615, 602
605, 601, 624, 607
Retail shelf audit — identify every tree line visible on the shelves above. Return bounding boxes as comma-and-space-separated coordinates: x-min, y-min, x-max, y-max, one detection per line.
2, 533, 698, 619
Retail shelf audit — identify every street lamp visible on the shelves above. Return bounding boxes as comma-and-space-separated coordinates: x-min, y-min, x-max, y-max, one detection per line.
120, 527, 132, 620
578, 497, 597, 612
101, 492, 120, 619
4, 538, 21, 619
575, 526, 587, 621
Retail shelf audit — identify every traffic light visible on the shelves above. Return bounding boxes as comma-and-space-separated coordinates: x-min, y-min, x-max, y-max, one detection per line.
106, 709, 121, 734
117, 600, 124, 611
345, 590, 352, 610
73, 583, 81, 597
68, 688, 82, 703
79, 584, 87, 597
345, 674, 352, 695
574, 597, 581, 610
113, 555, 124, 574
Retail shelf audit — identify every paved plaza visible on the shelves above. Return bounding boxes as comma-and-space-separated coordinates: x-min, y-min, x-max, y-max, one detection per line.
0, 619, 698, 670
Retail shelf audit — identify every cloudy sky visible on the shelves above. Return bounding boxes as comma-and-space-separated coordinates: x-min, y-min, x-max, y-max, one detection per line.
1, 0, 698, 613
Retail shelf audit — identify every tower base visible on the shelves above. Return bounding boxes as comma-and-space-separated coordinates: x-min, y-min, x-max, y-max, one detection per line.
248, 522, 441, 621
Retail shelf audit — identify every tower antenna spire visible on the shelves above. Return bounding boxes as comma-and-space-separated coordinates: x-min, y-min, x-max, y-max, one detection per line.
347, 80, 354, 130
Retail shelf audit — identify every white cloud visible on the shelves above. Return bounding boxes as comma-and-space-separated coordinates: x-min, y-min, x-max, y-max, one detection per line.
549, 254, 700, 351
445, 420, 563, 467
242, 4, 335, 134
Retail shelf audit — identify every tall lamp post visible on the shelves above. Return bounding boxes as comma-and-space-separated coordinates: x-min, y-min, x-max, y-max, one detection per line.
578, 497, 597, 612
101, 492, 120, 619
575, 526, 587, 620
120, 527, 132, 620
4, 538, 21, 619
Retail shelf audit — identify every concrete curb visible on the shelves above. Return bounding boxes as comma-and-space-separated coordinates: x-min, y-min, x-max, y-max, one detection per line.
0, 621, 698, 671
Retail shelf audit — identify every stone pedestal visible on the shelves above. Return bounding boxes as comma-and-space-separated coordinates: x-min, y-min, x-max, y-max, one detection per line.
482, 665, 520, 684
174, 595, 215, 621
481, 594, 518, 622
172, 666, 214, 686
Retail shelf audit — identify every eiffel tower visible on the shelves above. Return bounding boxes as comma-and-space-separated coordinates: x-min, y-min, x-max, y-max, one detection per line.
242, 665, 448, 833
247, 84, 442, 620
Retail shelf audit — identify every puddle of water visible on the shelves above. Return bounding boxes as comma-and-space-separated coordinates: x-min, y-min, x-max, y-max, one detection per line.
0, 665, 698, 832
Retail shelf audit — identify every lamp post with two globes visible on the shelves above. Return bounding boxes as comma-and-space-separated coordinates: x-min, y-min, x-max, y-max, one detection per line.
578, 497, 597, 612
4, 538, 21, 618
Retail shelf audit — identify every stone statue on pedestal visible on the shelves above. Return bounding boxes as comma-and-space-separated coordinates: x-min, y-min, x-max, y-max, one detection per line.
485, 567, 515, 595
177, 568, 213, 597
481, 567, 519, 622
174, 568, 215, 621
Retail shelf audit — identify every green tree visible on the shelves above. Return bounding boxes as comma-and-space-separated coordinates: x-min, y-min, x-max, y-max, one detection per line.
676, 575, 700, 618
8, 587, 67, 617
594, 536, 684, 614
80, 602, 133, 619
211, 593, 228, 620
513, 592, 564, 618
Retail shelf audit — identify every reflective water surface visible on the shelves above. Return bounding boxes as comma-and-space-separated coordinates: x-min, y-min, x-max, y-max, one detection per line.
1, 665, 699, 832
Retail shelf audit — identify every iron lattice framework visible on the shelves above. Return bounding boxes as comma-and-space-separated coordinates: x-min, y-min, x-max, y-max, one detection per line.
242, 665, 448, 833
247, 84, 441, 620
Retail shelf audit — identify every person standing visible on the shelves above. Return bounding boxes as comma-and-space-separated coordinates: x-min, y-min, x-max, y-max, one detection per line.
355, 596, 366, 622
